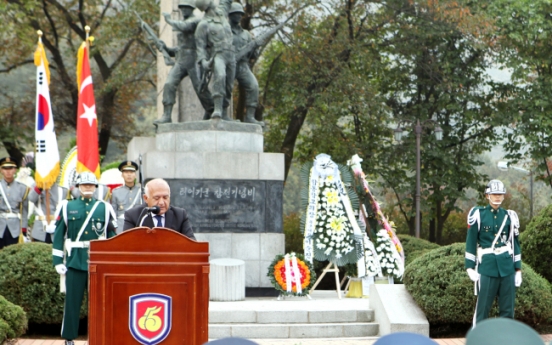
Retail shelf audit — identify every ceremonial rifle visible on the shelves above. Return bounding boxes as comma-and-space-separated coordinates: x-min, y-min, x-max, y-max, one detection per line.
135, 11, 175, 66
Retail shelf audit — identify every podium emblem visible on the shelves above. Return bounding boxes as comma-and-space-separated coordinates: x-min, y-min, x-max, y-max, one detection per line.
129, 293, 172, 345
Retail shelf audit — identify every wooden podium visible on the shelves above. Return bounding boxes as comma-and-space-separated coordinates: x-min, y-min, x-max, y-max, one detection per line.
88, 227, 210, 345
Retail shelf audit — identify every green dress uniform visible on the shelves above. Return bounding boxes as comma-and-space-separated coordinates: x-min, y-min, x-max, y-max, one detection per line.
110, 183, 142, 234
0, 178, 30, 249
52, 196, 117, 341
465, 205, 521, 325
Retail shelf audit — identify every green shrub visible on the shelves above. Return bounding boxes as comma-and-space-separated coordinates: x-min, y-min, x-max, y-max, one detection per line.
398, 234, 440, 266
520, 204, 552, 282
0, 318, 10, 344
0, 243, 86, 324
0, 294, 27, 341
404, 243, 552, 327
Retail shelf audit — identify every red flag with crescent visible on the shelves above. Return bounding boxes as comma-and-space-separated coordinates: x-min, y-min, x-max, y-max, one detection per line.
76, 41, 100, 178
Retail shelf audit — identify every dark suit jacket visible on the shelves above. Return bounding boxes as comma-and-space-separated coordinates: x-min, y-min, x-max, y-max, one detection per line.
123, 204, 196, 240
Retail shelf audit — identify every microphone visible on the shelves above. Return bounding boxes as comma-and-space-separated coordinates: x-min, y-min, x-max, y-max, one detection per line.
145, 206, 161, 215
138, 206, 161, 227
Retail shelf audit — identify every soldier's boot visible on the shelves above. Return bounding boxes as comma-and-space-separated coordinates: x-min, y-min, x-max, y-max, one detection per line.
244, 107, 264, 126
221, 107, 240, 122
211, 96, 223, 119
154, 105, 173, 124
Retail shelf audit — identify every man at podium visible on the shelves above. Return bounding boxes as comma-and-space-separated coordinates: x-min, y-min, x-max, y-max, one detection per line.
123, 178, 196, 240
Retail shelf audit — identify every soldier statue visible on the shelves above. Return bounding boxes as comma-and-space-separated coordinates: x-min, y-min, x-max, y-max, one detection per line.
52, 172, 117, 345
155, 0, 214, 124
0, 157, 30, 249
195, 0, 236, 121
110, 161, 142, 233
465, 179, 522, 327
229, 3, 264, 126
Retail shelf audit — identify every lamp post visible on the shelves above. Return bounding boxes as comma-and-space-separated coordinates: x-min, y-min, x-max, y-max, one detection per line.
394, 119, 443, 238
497, 161, 534, 219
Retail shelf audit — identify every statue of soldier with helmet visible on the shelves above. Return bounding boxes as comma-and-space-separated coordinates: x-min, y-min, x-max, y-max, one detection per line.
464, 179, 522, 327
154, 0, 215, 124
228, 2, 264, 126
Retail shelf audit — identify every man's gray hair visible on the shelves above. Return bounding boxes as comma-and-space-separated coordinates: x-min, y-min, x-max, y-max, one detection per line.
144, 178, 171, 197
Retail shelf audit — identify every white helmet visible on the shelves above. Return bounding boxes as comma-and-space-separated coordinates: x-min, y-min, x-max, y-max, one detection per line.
76, 172, 98, 186
485, 179, 506, 195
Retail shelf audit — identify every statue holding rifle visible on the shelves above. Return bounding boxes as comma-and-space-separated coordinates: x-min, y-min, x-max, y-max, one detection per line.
136, 0, 214, 124
195, 0, 236, 121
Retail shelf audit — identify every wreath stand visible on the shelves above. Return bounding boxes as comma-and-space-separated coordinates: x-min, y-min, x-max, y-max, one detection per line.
310, 262, 342, 299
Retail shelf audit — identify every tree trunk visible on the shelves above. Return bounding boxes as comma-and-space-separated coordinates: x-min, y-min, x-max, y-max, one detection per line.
429, 215, 436, 243
435, 201, 443, 244
98, 90, 117, 157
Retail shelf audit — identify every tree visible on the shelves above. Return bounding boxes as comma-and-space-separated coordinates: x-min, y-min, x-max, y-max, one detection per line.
374, 1, 512, 241
0, 0, 158, 159
259, 0, 512, 242
259, 0, 392, 180
487, 0, 552, 189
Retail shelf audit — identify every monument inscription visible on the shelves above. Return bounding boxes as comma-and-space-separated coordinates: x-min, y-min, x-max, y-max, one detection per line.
167, 179, 282, 233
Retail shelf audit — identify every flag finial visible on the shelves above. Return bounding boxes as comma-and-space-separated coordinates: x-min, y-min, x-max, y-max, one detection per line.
37, 30, 43, 37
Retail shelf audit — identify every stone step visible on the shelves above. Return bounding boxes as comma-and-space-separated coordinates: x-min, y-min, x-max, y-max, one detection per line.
209, 308, 374, 324
210, 322, 379, 339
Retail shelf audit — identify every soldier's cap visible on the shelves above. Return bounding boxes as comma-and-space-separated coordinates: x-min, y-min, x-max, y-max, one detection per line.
178, 0, 196, 8
118, 161, 138, 172
203, 337, 259, 345
466, 318, 544, 345
374, 332, 438, 345
229, 2, 245, 15
0, 157, 18, 169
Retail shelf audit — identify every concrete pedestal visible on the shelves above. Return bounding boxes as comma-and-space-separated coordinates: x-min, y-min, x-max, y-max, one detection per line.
210, 258, 246, 301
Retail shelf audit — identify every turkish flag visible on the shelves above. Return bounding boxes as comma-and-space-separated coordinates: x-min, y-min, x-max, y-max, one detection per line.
76, 42, 100, 178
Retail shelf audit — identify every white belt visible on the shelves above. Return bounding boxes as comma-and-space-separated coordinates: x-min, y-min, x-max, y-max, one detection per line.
118, 215, 124, 219
0, 212, 20, 219
477, 245, 512, 262
64, 239, 90, 256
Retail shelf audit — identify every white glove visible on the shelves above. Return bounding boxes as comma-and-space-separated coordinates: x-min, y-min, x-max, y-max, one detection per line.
515, 271, 522, 287
467, 268, 480, 282
55, 264, 67, 275
46, 221, 56, 234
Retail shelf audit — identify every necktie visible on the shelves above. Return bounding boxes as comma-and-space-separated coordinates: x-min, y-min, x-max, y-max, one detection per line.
155, 215, 163, 227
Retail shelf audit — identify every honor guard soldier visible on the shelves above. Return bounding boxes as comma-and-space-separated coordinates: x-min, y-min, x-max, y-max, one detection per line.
465, 179, 522, 326
0, 157, 30, 249
70, 177, 111, 202
52, 172, 117, 345
110, 161, 142, 233
28, 183, 70, 243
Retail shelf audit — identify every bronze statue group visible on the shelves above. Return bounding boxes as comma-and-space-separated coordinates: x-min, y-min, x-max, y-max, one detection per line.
142, 0, 274, 126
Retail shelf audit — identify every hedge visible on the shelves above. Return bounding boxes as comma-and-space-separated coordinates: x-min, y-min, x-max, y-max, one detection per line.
397, 234, 440, 266
520, 204, 552, 282
404, 243, 552, 327
0, 243, 86, 324
0, 294, 27, 342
